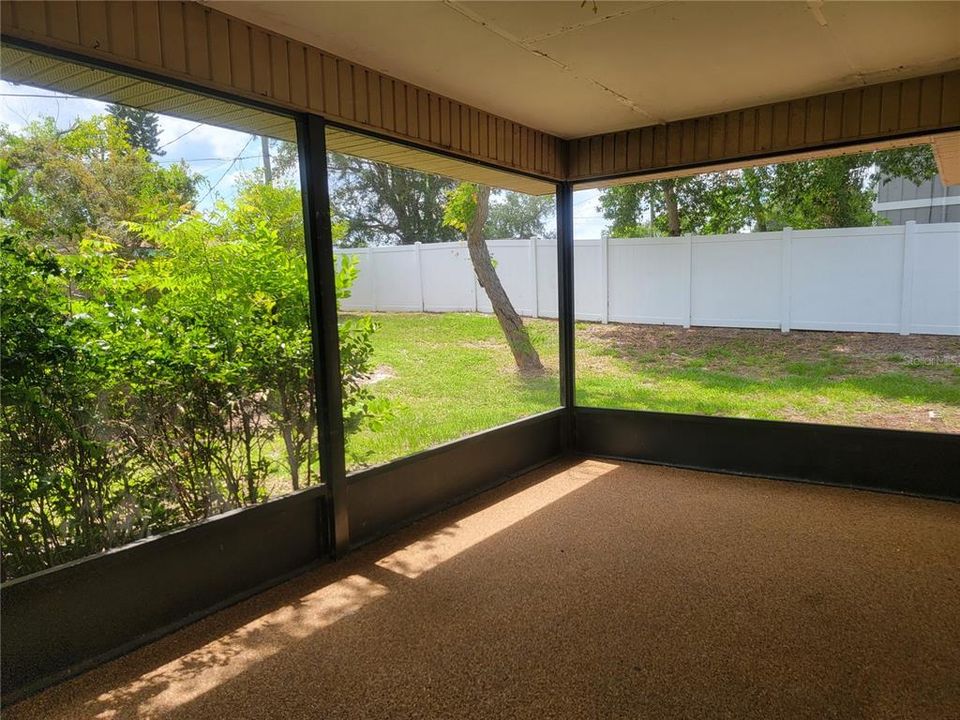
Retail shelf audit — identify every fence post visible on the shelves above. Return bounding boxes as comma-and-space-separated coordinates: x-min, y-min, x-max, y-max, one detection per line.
600, 235, 609, 324
471, 241, 479, 312
529, 237, 540, 318
780, 227, 792, 333
682, 234, 693, 329
414, 241, 425, 312
366, 246, 377, 311
899, 221, 916, 336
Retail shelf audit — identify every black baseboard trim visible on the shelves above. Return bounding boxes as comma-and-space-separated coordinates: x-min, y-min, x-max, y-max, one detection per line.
575, 407, 960, 500
1, 485, 327, 706
7, 405, 954, 706
347, 410, 565, 547
1, 410, 565, 705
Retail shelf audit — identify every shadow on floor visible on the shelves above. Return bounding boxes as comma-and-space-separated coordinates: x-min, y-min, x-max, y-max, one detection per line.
7, 458, 960, 720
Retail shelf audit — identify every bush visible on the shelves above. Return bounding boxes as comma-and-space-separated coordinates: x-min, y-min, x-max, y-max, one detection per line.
0, 122, 387, 579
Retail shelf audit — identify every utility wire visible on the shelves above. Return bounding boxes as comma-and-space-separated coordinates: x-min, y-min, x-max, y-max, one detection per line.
157, 122, 203, 150
0, 93, 81, 99
156, 154, 260, 165
196, 135, 256, 205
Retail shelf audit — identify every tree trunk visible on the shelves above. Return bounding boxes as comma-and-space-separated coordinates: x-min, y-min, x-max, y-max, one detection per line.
466, 187, 544, 375
261, 135, 273, 186
661, 179, 681, 236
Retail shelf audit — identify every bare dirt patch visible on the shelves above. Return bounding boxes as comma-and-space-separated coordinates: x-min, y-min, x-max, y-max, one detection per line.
360, 365, 397, 386
580, 323, 960, 381
579, 323, 959, 432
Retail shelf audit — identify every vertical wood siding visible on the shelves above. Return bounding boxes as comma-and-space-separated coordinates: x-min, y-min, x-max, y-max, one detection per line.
1, 0, 565, 179
566, 72, 960, 182
4, 1, 959, 183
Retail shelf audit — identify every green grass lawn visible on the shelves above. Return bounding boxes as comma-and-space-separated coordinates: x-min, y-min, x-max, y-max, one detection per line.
344, 312, 960, 470
343, 313, 561, 469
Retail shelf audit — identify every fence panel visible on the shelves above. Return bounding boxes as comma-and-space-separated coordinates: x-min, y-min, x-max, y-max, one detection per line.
420, 242, 476, 312
790, 227, 905, 333
608, 238, 688, 325
910, 223, 960, 334
477, 240, 538, 316
333, 222, 959, 335
691, 234, 782, 329
574, 239, 604, 321
535, 238, 559, 319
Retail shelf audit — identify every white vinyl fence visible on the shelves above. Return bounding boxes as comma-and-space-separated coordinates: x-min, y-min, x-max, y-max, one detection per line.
335, 221, 960, 336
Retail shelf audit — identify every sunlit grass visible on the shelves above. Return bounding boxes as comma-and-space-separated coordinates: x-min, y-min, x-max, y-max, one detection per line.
344, 313, 560, 469
343, 313, 960, 470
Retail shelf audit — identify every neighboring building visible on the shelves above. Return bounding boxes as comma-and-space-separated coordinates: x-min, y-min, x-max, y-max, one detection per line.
874, 174, 960, 224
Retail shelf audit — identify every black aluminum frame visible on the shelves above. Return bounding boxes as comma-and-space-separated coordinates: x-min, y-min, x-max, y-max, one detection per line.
556, 183, 576, 448
0, 37, 566, 704
300, 114, 350, 556
3, 31, 960, 709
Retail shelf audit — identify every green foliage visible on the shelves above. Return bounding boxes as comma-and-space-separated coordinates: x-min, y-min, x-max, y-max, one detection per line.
330, 155, 553, 245
0, 116, 198, 252
0, 116, 386, 579
599, 145, 939, 236
107, 104, 165, 156
873, 145, 938, 185
1, 233, 163, 578
484, 191, 554, 239
328, 151, 461, 246
442, 182, 480, 233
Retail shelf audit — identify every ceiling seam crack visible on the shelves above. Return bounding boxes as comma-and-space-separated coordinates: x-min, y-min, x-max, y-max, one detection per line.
806, 0, 866, 85
522, 1, 669, 44
442, 0, 664, 126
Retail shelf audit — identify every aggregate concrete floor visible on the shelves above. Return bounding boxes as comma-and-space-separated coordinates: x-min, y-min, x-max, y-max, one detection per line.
7, 458, 960, 719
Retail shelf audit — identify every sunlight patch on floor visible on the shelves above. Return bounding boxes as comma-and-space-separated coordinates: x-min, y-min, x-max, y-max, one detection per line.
90, 575, 387, 718
375, 459, 620, 579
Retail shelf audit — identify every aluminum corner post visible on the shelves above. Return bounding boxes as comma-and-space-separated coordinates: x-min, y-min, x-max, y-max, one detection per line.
556, 182, 576, 448
299, 114, 350, 556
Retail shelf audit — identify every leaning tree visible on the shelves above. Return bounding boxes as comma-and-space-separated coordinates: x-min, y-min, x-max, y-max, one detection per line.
444, 183, 544, 375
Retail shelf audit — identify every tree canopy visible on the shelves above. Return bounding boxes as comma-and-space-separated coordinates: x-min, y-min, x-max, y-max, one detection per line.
329, 152, 555, 246
598, 145, 938, 237
107, 104, 165, 156
1, 116, 197, 253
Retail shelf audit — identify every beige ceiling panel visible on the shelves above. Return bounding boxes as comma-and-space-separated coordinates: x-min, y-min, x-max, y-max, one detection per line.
208, 1, 960, 139
531, 2, 857, 128
456, 1, 659, 43
811, 2, 960, 84
207, 0, 633, 138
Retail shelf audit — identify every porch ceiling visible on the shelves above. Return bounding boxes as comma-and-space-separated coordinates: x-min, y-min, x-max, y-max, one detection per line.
204, 1, 960, 139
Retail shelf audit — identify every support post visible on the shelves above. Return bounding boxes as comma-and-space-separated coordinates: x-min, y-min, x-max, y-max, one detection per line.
366, 245, 377, 311
682, 234, 693, 329
298, 114, 349, 557
899, 221, 916, 336
557, 183, 576, 448
529, 236, 540, 318
780, 227, 792, 334
600, 235, 609, 324
415, 241, 425, 312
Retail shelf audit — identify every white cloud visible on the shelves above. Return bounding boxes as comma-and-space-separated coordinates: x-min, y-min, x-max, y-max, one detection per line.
1, 79, 266, 200
157, 114, 253, 161
0, 79, 105, 131
573, 188, 607, 239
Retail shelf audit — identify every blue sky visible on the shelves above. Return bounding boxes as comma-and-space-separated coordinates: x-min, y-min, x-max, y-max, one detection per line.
1, 78, 610, 237
1, 78, 265, 211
